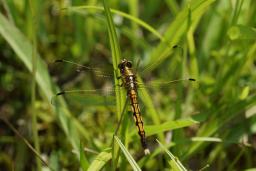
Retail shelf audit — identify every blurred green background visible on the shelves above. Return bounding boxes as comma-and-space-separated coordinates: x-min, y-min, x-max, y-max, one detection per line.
0, 0, 256, 170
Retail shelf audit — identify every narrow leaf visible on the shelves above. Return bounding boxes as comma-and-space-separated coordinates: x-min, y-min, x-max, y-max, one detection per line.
145, 118, 199, 136
87, 152, 112, 171
156, 139, 187, 171
114, 136, 141, 171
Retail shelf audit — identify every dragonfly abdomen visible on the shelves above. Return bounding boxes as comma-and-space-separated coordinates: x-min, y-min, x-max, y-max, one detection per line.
128, 89, 150, 155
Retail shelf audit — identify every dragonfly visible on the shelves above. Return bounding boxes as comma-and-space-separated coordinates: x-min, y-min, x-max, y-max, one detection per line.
52, 58, 195, 155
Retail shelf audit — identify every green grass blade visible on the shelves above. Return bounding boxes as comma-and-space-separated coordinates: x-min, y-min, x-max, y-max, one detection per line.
165, 0, 179, 15
156, 139, 187, 171
191, 137, 222, 142
231, 0, 244, 25
1, 0, 15, 25
102, 0, 125, 169
87, 152, 112, 171
28, 0, 41, 170
145, 118, 199, 136
128, 0, 140, 50
80, 142, 89, 171
244, 169, 256, 171
114, 136, 141, 171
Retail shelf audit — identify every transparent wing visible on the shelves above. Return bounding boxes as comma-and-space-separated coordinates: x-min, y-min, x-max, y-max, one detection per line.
136, 78, 196, 90
51, 87, 123, 108
52, 59, 114, 78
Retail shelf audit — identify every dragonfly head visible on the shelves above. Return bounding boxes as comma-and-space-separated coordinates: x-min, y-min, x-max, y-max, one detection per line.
118, 59, 133, 72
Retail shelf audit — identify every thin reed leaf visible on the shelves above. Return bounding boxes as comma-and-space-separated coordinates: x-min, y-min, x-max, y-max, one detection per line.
114, 136, 141, 171
28, 0, 41, 170
80, 142, 89, 171
87, 152, 112, 171
145, 118, 199, 136
102, 0, 125, 169
156, 139, 187, 171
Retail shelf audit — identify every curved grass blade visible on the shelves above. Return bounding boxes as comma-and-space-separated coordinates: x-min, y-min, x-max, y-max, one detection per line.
87, 152, 112, 171
102, 0, 125, 169
156, 139, 187, 171
191, 137, 222, 142
80, 142, 89, 171
114, 136, 142, 171
145, 118, 199, 136
28, 0, 41, 170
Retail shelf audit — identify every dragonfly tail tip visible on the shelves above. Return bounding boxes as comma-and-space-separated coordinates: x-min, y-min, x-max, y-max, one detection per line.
144, 148, 150, 155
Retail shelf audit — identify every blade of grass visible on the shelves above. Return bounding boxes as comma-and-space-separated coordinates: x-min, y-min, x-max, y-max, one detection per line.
191, 137, 222, 142
102, 0, 125, 170
0, 0, 15, 25
80, 142, 89, 171
114, 136, 141, 171
186, 3, 199, 79
128, 0, 140, 51
227, 147, 245, 171
156, 139, 187, 171
145, 118, 199, 136
87, 152, 112, 171
231, 0, 244, 25
28, 0, 41, 170
165, 0, 179, 15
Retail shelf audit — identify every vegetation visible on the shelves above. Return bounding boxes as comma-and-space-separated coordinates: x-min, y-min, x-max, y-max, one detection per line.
0, 0, 255, 170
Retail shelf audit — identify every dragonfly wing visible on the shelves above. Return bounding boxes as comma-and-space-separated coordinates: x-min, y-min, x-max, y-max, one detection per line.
51, 87, 123, 107
52, 59, 114, 79
136, 78, 196, 90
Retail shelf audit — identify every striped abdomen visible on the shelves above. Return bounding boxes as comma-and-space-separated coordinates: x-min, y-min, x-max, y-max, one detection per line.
128, 89, 150, 154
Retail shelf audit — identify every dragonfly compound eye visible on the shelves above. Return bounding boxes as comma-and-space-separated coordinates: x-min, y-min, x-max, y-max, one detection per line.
126, 61, 132, 68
